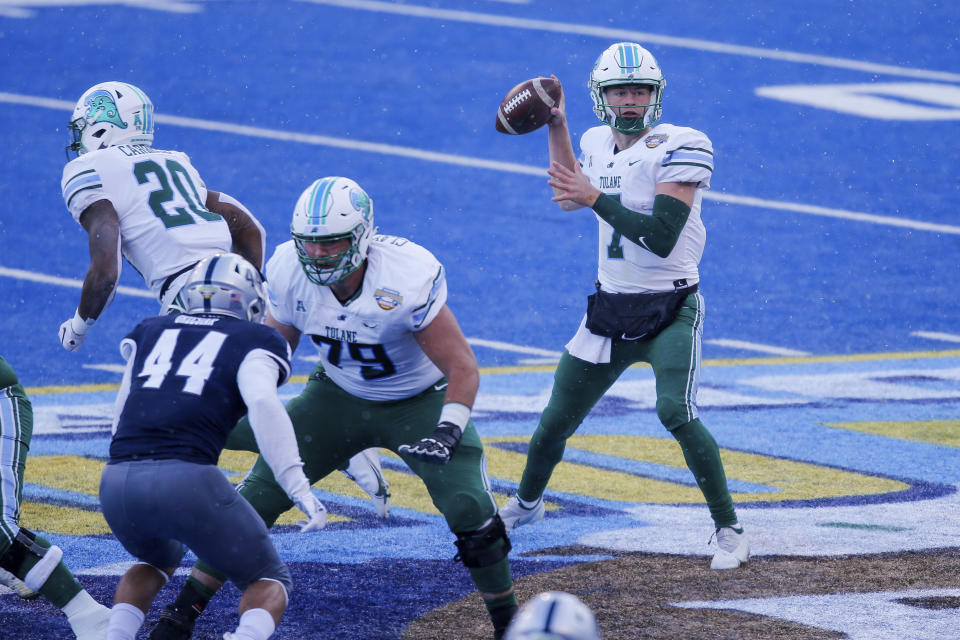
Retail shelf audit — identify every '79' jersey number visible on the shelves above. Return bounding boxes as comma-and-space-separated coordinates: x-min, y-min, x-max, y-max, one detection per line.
310, 336, 396, 380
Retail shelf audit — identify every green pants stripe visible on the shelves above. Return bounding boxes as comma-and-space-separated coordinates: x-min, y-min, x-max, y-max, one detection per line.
518, 292, 738, 527
0, 384, 31, 555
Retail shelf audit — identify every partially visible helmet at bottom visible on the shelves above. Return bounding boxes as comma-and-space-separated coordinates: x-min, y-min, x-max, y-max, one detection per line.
181, 253, 266, 323
504, 591, 601, 640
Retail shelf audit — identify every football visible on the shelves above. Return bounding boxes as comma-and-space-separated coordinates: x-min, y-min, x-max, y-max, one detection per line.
495, 76, 561, 135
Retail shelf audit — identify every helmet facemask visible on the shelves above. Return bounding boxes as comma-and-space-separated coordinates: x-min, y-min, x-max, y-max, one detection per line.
589, 42, 665, 134
293, 224, 369, 285
290, 177, 374, 286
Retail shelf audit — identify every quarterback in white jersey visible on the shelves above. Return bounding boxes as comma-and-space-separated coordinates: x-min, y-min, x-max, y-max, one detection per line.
579, 122, 712, 294
266, 234, 447, 401
155, 177, 519, 640
500, 42, 749, 573
58, 82, 264, 352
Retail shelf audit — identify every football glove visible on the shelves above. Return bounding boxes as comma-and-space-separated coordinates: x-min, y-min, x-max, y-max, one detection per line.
398, 422, 462, 465
294, 492, 327, 532
58, 311, 94, 352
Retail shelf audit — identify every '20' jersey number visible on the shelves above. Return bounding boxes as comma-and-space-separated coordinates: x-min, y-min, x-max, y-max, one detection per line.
311, 336, 397, 380
133, 158, 222, 229
138, 329, 227, 395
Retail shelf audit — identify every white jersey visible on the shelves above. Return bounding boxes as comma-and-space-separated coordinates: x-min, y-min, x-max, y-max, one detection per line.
61, 145, 232, 300
579, 123, 713, 293
266, 234, 447, 401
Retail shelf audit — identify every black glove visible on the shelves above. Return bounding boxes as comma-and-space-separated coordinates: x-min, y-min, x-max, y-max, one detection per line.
398, 422, 462, 465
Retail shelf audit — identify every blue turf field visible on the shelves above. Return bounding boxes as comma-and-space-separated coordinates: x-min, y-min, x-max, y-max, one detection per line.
1, 0, 959, 385
1, 1, 959, 639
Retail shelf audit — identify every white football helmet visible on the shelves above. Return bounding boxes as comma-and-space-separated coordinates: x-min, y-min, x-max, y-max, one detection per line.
290, 176, 374, 285
66, 81, 154, 158
504, 591, 601, 640
589, 42, 665, 134
181, 253, 267, 323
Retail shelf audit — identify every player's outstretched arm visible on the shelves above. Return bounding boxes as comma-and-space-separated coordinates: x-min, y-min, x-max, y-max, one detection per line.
545, 77, 584, 212
399, 305, 479, 465
237, 351, 326, 531
59, 199, 120, 351
206, 190, 265, 272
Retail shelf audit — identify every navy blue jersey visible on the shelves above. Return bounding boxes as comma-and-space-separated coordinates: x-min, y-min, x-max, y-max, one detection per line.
110, 314, 290, 465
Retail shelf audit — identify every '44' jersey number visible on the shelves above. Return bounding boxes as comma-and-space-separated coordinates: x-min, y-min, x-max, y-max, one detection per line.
133, 158, 222, 229
138, 329, 227, 395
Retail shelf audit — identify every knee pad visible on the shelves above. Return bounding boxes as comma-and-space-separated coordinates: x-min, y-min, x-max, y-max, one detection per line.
0, 528, 62, 591
453, 515, 512, 569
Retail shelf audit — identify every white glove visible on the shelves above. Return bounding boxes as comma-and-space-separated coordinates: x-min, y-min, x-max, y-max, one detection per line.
58, 311, 95, 352
294, 492, 327, 533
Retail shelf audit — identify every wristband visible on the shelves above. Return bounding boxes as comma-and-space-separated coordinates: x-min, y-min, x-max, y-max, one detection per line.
439, 402, 470, 431
71, 309, 96, 335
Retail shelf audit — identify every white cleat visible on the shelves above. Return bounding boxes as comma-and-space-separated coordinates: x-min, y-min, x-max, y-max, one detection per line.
710, 524, 750, 570
499, 494, 545, 531
68, 601, 111, 640
340, 448, 391, 518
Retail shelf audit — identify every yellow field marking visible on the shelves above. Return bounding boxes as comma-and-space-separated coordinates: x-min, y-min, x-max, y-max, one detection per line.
25, 348, 960, 393
20, 502, 111, 535
25, 454, 104, 495
19, 431, 913, 537
824, 420, 960, 448
485, 435, 908, 504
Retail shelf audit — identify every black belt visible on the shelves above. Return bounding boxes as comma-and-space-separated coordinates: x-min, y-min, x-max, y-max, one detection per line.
159, 261, 199, 300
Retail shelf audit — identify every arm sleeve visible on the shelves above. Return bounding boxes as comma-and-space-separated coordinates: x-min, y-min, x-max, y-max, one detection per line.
237, 350, 311, 502
111, 338, 137, 435
591, 193, 691, 258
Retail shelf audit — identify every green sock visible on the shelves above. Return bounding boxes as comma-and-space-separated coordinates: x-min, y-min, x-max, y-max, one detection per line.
671, 419, 738, 527
171, 574, 219, 619
23, 535, 83, 609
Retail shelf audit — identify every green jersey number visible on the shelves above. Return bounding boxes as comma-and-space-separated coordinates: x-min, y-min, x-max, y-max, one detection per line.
311, 336, 397, 380
606, 194, 625, 259
133, 159, 222, 228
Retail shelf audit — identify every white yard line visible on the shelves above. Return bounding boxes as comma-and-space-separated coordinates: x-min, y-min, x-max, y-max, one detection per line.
0, 265, 153, 298
705, 339, 811, 357
0, 92, 960, 235
467, 337, 563, 357
4, 91, 956, 237
299, 0, 960, 83
911, 331, 960, 344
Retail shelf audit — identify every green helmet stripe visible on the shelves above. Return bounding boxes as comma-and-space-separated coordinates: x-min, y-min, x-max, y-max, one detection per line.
123, 82, 152, 133
307, 177, 336, 225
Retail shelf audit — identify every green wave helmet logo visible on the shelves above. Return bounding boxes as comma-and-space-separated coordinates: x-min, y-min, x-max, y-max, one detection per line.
85, 90, 128, 129
349, 188, 371, 220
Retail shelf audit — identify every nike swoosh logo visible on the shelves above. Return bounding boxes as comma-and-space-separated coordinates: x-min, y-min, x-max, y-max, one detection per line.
628, 160, 642, 165
433, 382, 449, 391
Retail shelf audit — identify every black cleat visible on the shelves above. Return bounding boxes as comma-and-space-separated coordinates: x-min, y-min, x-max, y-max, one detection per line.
148, 604, 196, 640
